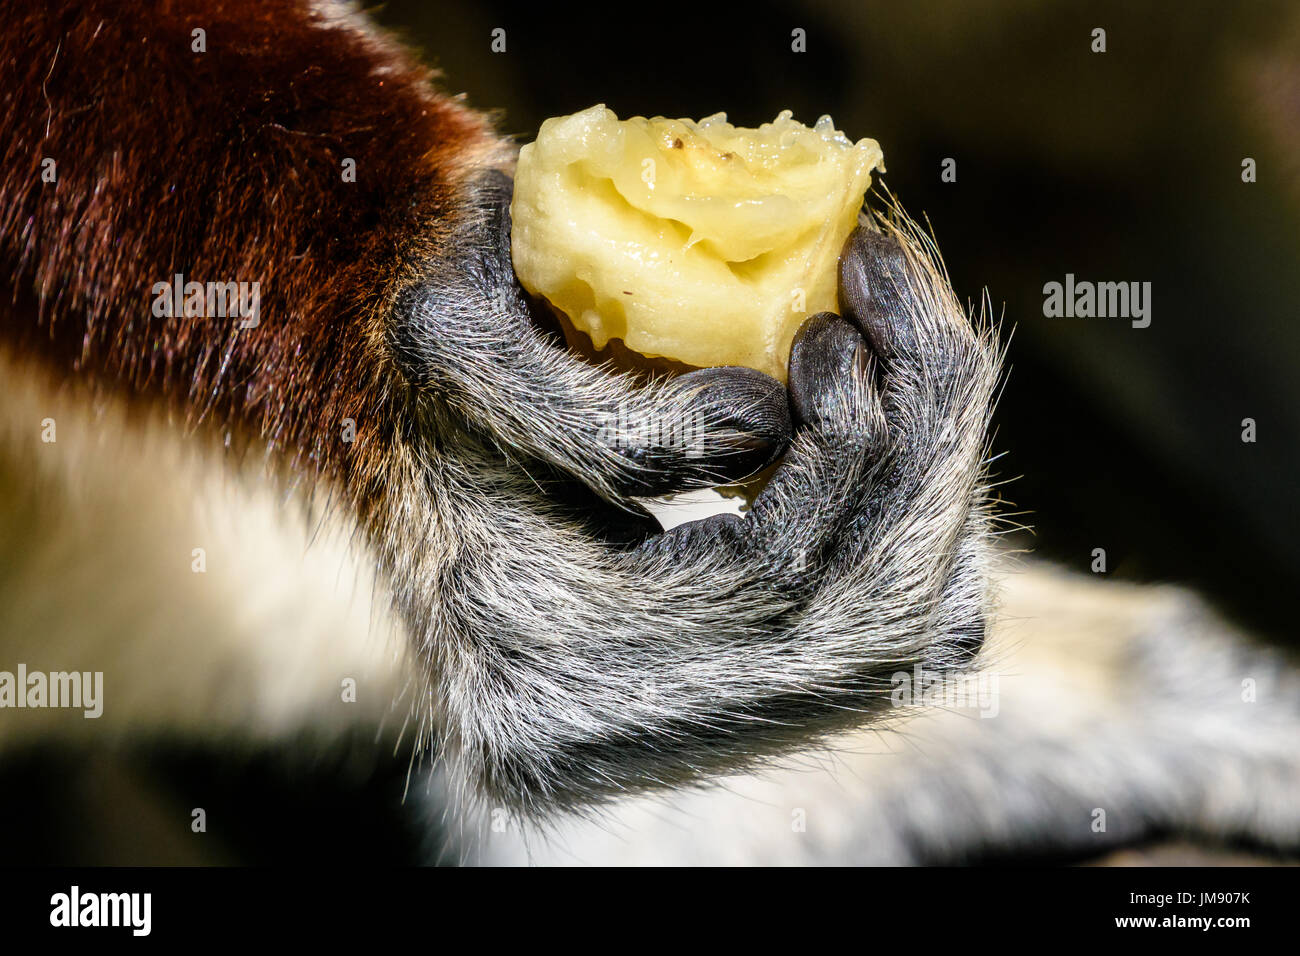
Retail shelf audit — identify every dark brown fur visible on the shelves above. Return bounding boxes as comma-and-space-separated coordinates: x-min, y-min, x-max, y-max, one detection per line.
0, 0, 503, 493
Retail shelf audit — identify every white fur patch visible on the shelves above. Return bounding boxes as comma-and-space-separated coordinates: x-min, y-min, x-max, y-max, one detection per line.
0, 348, 412, 751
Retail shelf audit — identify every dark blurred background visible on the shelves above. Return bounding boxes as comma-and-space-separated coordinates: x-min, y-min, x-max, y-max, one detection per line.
374, 0, 1300, 642
7, 0, 1298, 866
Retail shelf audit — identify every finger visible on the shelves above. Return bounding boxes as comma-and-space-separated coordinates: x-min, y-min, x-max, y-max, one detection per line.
390, 169, 793, 501
837, 226, 920, 361
786, 311, 873, 432
643, 314, 886, 586
638, 365, 790, 494
751, 312, 885, 527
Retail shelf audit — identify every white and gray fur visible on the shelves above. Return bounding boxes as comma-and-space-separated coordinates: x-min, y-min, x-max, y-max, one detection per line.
1, 162, 1296, 865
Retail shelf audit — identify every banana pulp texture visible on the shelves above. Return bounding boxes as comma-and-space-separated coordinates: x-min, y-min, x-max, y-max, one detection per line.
510, 105, 884, 381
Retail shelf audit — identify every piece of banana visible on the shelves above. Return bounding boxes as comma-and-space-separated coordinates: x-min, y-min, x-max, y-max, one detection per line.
510, 105, 884, 381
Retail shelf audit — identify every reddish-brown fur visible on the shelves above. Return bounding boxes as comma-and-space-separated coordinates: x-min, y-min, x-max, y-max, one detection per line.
0, 0, 505, 491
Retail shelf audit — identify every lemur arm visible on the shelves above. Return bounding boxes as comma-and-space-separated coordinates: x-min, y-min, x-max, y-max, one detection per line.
1, 0, 998, 813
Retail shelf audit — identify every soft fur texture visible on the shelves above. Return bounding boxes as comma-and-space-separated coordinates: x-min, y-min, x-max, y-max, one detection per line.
469, 564, 1300, 864
2, 0, 1297, 864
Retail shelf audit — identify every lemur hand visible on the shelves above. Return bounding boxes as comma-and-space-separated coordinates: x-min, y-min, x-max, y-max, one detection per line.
384, 171, 998, 812
389, 170, 793, 515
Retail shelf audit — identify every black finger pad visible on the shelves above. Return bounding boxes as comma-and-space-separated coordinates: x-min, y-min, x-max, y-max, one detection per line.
788, 313, 868, 430
674, 365, 792, 469
838, 226, 918, 358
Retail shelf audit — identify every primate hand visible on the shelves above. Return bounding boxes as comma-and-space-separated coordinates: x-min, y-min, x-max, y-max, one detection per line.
382, 172, 999, 812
